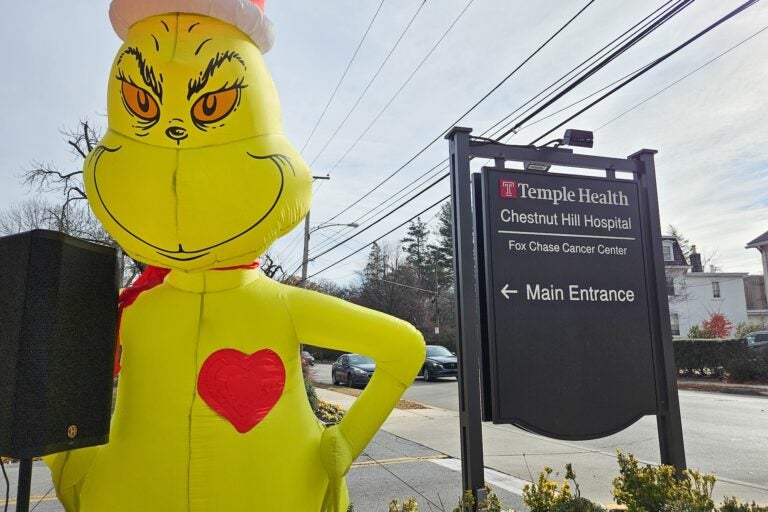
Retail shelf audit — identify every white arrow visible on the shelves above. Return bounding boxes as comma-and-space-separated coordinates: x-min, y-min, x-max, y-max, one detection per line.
500, 284, 517, 299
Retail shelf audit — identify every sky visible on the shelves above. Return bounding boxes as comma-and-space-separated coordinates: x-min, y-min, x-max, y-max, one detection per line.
1, 0, 767, 283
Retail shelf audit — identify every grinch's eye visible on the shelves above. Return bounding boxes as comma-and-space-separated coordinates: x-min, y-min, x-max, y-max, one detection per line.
121, 81, 160, 121
191, 88, 239, 125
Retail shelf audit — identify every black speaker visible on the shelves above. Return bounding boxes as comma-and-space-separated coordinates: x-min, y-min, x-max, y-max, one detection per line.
0, 229, 118, 458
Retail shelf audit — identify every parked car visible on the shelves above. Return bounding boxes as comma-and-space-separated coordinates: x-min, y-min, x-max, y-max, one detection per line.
421, 345, 458, 382
331, 354, 375, 388
301, 350, 315, 366
745, 331, 768, 351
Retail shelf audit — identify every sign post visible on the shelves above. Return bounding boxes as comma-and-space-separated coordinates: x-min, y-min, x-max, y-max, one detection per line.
447, 127, 686, 507
447, 127, 487, 506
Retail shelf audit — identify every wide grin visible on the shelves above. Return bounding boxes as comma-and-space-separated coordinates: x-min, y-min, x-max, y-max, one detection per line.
91, 145, 290, 261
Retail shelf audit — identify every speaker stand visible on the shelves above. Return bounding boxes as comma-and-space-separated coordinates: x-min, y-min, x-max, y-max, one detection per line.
16, 458, 32, 512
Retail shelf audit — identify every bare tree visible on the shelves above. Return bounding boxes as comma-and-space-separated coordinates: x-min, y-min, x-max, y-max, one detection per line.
4, 120, 143, 286
22, 120, 96, 224
0, 198, 58, 233
0, 198, 109, 242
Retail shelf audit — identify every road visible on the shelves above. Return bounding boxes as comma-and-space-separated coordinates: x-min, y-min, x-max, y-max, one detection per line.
311, 363, 768, 492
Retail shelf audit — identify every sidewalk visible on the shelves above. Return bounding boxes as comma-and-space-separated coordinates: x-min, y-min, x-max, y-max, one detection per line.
317, 385, 768, 509
6, 381, 767, 511
2, 430, 528, 512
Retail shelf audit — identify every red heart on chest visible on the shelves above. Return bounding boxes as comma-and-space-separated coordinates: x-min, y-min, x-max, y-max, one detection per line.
197, 348, 286, 433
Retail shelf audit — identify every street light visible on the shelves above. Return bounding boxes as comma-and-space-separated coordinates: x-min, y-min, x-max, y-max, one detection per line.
300, 220, 358, 285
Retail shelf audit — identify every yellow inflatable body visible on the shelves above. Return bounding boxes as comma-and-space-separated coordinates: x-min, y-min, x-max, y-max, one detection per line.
46, 6, 425, 512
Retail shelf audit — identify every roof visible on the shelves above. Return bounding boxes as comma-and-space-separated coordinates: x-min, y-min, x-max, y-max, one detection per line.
661, 236, 690, 267
684, 272, 749, 278
746, 230, 768, 249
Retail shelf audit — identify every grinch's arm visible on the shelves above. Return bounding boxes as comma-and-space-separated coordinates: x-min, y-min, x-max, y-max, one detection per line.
284, 286, 425, 463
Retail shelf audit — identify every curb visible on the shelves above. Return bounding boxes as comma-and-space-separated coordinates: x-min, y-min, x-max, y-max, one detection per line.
677, 380, 768, 397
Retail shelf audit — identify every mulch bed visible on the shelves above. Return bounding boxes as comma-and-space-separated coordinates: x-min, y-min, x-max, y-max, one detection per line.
313, 382, 427, 410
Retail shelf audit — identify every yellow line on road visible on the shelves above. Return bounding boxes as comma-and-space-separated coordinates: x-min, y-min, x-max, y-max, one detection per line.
8, 495, 59, 505
351, 454, 449, 468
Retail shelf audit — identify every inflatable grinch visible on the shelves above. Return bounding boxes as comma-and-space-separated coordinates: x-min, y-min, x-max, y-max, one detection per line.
45, 1, 426, 510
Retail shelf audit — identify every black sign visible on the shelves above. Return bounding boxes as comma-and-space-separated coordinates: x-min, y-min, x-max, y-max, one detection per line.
481, 168, 658, 439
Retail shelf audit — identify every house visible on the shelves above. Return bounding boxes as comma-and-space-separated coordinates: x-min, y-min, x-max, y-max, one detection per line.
663, 237, 748, 337
744, 275, 767, 325
746, 230, 768, 325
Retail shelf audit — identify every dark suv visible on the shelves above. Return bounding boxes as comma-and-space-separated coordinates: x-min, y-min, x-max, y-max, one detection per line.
421, 345, 458, 382
745, 331, 768, 351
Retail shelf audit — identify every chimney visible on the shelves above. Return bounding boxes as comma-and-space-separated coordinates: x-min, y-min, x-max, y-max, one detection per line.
689, 245, 703, 272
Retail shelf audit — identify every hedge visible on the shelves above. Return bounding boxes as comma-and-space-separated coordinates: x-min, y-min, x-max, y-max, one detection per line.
673, 338, 768, 382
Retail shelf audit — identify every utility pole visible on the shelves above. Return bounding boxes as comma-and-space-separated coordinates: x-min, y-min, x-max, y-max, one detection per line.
301, 209, 312, 285
434, 262, 440, 344
300, 176, 330, 287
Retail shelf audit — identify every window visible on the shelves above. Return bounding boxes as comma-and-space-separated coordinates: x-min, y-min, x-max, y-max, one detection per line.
712, 281, 721, 298
662, 242, 674, 262
670, 313, 680, 336
666, 275, 676, 296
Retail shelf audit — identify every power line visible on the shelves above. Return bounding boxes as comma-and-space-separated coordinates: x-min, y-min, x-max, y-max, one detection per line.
292, 171, 449, 278
495, 0, 695, 141
323, 0, 478, 176
315, 0, 596, 229
484, 0, 678, 139
509, 70, 638, 134
307, 160, 449, 256
300, 0, 386, 153
307, 195, 448, 281
366, 275, 438, 294
528, 0, 761, 145
595, 24, 768, 131
283, 226, 367, 274
302, 0, 744, 278
312, 0, 684, 255
307, 1, 428, 167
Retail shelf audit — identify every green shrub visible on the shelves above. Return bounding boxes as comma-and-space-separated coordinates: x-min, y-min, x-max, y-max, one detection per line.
688, 325, 713, 339
316, 400, 345, 424
305, 376, 319, 412
612, 451, 715, 512
453, 484, 514, 512
524, 467, 573, 512
673, 339, 748, 378
735, 322, 766, 339
524, 465, 603, 512
389, 497, 418, 511
551, 497, 606, 512
725, 351, 768, 382
720, 497, 768, 511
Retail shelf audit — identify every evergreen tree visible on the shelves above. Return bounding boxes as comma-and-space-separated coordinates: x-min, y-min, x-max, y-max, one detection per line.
667, 224, 691, 258
363, 242, 387, 281
428, 202, 454, 290
401, 217, 431, 286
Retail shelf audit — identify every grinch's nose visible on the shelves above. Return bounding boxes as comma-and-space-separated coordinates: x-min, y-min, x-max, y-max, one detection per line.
166, 126, 188, 143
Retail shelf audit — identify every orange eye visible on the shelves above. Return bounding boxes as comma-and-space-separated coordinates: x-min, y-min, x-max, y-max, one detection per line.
192, 88, 239, 125
121, 81, 159, 121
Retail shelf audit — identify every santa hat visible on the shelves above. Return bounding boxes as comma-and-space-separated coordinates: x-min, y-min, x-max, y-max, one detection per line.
110, 0, 275, 53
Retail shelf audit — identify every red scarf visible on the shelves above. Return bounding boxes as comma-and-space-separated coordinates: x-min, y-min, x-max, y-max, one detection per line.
114, 262, 260, 376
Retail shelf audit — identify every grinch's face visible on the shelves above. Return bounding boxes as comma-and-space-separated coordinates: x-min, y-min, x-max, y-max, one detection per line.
84, 14, 311, 271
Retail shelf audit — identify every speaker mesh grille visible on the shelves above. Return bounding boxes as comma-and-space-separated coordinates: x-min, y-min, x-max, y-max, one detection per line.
0, 230, 117, 458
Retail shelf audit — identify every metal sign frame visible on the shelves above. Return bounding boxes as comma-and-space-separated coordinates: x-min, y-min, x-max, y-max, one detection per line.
447, 126, 685, 505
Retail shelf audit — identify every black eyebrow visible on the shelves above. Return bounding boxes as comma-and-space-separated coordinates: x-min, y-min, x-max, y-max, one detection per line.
187, 51, 246, 99
160, 20, 170, 32
151, 34, 160, 52
188, 22, 200, 32
195, 38, 212, 56
118, 46, 164, 103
